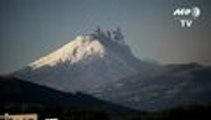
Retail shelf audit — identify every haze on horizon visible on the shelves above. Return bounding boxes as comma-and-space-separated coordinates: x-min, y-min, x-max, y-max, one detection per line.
0, 0, 211, 74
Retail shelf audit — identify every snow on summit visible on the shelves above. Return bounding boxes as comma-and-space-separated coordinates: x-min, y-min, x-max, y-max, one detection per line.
30, 35, 105, 69
30, 27, 126, 69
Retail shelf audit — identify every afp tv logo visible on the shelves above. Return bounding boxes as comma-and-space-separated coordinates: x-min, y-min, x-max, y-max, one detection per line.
173, 6, 201, 28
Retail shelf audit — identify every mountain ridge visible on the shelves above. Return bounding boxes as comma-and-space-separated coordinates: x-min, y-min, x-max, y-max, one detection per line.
90, 64, 211, 111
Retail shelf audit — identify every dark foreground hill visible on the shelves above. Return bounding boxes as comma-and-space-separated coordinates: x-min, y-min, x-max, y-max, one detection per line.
140, 105, 211, 120
0, 77, 143, 120
1, 77, 211, 120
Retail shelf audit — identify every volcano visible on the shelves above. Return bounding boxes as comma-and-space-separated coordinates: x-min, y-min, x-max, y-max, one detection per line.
13, 28, 211, 111
13, 28, 145, 92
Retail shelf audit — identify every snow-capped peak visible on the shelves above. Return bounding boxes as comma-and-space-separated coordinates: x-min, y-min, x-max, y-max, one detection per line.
14, 27, 143, 92
30, 35, 105, 69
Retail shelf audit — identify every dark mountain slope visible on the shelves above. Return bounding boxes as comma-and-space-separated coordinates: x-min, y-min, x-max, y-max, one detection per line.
90, 64, 211, 111
0, 76, 143, 120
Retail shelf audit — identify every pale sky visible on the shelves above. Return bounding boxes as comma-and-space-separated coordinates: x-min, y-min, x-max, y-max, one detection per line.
0, 0, 211, 74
